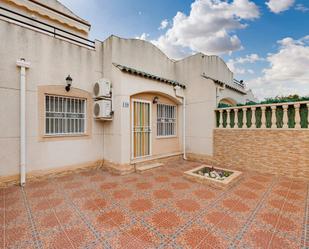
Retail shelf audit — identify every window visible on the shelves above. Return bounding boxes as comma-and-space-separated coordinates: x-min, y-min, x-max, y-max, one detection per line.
157, 103, 176, 137
45, 95, 86, 135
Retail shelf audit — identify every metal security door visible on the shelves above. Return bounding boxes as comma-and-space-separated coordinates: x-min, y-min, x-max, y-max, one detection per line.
132, 99, 152, 159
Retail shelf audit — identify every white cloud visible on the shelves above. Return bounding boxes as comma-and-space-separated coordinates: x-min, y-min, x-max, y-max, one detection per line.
135, 33, 150, 40
235, 53, 262, 64
152, 0, 260, 59
227, 53, 263, 75
247, 36, 309, 99
295, 3, 309, 12
159, 19, 169, 30
265, 0, 295, 13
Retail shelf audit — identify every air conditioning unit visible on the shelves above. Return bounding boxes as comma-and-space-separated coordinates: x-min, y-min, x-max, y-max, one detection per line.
93, 99, 112, 120
93, 79, 111, 98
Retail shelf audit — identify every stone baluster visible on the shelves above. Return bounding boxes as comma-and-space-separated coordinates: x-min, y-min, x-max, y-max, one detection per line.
271, 106, 277, 129
294, 103, 301, 129
307, 103, 309, 128
251, 107, 256, 128
242, 108, 247, 128
261, 106, 266, 128
234, 109, 239, 128
218, 110, 223, 128
282, 105, 289, 128
226, 109, 231, 128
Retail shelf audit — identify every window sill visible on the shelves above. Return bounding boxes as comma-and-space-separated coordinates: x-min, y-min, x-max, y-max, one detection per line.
156, 135, 178, 139
39, 134, 90, 142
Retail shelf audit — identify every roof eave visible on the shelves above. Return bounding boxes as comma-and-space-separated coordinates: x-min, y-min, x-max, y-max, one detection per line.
113, 63, 186, 90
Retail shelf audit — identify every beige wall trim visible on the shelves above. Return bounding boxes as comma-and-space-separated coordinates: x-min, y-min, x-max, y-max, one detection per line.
102, 160, 135, 175
38, 85, 93, 142
103, 153, 184, 175
131, 152, 183, 165
0, 160, 103, 187
134, 154, 183, 168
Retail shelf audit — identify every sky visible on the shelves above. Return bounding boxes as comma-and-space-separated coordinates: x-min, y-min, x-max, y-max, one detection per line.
60, 0, 309, 100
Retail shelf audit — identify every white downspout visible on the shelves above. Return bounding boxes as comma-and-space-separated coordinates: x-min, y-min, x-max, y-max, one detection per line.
16, 59, 31, 186
174, 86, 187, 160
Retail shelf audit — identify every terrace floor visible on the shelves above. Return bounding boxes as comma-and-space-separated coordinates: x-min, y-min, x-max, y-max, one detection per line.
1, 159, 308, 249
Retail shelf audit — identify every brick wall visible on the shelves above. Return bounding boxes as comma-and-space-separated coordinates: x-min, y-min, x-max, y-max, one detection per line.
213, 129, 309, 180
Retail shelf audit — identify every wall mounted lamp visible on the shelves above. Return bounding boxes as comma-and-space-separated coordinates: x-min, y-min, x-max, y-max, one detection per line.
153, 96, 159, 104
65, 75, 73, 92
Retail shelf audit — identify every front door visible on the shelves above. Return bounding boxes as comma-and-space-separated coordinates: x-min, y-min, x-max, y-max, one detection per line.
132, 99, 152, 159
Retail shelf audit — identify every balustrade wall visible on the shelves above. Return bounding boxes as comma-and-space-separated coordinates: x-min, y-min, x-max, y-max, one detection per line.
216, 101, 309, 129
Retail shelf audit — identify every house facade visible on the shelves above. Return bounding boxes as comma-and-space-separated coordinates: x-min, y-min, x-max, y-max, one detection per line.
0, 0, 256, 184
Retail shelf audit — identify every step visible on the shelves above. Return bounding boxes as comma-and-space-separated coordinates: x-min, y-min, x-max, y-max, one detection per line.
136, 162, 163, 172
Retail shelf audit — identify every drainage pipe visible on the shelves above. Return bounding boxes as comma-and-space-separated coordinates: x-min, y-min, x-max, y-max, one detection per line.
174, 86, 187, 160
16, 58, 30, 186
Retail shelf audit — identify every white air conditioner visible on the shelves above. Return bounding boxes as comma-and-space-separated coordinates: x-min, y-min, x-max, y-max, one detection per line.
93, 79, 111, 98
93, 99, 112, 119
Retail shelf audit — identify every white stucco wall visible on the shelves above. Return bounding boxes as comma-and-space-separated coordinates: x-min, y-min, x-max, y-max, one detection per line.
0, 20, 104, 177
101, 36, 183, 165
100, 37, 251, 162
0, 17, 256, 178
175, 54, 217, 156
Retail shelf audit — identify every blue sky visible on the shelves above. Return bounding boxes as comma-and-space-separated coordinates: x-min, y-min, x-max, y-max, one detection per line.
60, 0, 309, 99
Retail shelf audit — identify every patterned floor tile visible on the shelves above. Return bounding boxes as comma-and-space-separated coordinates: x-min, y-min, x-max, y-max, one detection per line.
1, 159, 308, 248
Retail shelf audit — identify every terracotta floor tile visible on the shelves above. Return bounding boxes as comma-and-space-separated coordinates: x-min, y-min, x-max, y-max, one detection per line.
89, 175, 106, 182
33, 197, 64, 211
63, 181, 83, 189
178, 226, 209, 248
98, 210, 125, 225
5, 225, 31, 248
112, 189, 133, 200
150, 210, 185, 237
110, 224, 160, 249
196, 231, 229, 249
1, 159, 308, 248
154, 176, 170, 183
247, 229, 298, 249
71, 189, 97, 199
250, 175, 271, 183
129, 198, 153, 212
82, 198, 107, 211
233, 189, 258, 200
222, 199, 250, 213
136, 182, 153, 190
28, 188, 55, 198
242, 181, 265, 191
100, 182, 119, 190
27, 180, 50, 189
153, 189, 174, 199
203, 210, 243, 239
193, 189, 216, 200
176, 199, 201, 213
171, 182, 191, 190
269, 199, 301, 213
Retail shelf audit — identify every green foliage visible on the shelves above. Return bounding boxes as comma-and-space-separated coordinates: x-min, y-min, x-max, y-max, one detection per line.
218, 95, 309, 108
218, 103, 232, 108
261, 95, 309, 104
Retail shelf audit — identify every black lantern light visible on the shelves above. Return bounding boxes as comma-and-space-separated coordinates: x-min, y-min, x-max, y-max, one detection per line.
65, 75, 73, 92
153, 96, 159, 104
